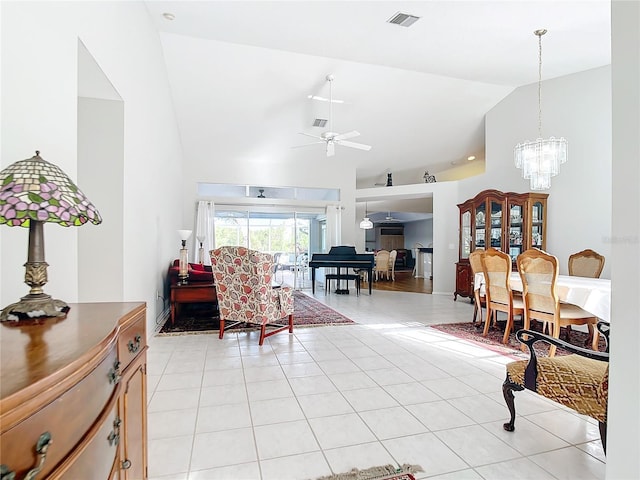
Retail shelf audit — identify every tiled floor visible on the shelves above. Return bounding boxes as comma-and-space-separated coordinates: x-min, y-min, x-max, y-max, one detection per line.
147, 290, 606, 480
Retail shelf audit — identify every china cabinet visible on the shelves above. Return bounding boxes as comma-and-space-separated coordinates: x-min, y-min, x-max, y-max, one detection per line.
455, 189, 548, 300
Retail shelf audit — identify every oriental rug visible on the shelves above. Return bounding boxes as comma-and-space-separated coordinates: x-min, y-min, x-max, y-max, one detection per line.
429, 320, 607, 359
158, 290, 354, 335
316, 464, 423, 480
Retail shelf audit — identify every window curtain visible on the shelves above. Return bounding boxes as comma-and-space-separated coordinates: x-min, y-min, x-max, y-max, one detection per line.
325, 205, 342, 252
195, 200, 215, 264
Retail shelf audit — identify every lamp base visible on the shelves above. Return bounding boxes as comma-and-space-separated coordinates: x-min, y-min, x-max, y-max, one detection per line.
1, 293, 69, 322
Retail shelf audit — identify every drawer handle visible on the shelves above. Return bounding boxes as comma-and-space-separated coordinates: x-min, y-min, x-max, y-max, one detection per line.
121, 459, 132, 470
128, 334, 142, 354
23, 432, 52, 480
0, 464, 16, 480
107, 430, 119, 447
108, 416, 122, 446
108, 360, 121, 385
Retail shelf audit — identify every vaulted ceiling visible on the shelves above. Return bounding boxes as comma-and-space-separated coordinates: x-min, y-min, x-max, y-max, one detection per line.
144, 1, 610, 203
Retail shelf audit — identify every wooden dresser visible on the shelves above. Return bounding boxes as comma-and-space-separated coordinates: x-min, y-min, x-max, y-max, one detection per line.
0, 302, 147, 480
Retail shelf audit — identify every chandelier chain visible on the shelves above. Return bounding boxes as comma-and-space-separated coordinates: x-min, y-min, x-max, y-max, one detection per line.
536, 29, 546, 139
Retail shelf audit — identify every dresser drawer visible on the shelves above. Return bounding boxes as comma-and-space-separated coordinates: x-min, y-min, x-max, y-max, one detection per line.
0, 344, 119, 478
54, 401, 120, 480
117, 310, 146, 371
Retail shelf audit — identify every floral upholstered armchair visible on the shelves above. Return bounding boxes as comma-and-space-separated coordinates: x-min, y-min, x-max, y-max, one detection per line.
209, 246, 294, 345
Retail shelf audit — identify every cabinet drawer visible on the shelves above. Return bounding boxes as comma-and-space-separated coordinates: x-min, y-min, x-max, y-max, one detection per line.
55, 402, 120, 480
0, 345, 119, 478
118, 311, 146, 371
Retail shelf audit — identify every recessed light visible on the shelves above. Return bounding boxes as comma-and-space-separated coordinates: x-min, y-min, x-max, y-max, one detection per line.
162, 12, 175, 21
467, 155, 476, 161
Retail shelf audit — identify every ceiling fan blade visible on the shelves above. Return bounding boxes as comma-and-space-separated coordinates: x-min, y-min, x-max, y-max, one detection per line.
307, 94, 345, 104
292, 142, 324, 149
326, 141, 335, 157
333, 130, 360, 141
299, 132, 323, 139
336, 140, 372, 151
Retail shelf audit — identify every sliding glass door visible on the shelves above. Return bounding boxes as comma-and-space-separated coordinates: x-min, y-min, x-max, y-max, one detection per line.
213, 209, 323, 290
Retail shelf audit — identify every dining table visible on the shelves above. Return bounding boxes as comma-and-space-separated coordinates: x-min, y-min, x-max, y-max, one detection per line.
474, 271, 611, 323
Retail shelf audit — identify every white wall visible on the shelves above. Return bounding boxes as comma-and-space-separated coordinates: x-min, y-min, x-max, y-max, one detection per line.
1, 2, 184, 333
78, 97, 124, 302
607, 1, 639, 477
466, 66, 612, 277
157, 34, 359, 246
404, 219, 434, 250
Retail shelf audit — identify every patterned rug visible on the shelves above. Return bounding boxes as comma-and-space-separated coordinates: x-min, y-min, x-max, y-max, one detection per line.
316, 464, 422, 480
158, 290, 354, 335
430, 320, 607, 359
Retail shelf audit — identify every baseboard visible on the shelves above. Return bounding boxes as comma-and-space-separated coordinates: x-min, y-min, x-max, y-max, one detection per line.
154, 307, 170, 334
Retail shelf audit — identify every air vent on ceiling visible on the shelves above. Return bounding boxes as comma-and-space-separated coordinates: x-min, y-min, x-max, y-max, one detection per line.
313, 118, 328, 128
387, 12, 420, 27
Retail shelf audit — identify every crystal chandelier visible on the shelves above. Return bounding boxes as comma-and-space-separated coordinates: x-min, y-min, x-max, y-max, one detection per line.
514, 29, 567, 190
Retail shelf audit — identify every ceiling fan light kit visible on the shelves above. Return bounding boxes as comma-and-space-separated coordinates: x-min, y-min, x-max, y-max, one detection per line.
294, 74, 372, 157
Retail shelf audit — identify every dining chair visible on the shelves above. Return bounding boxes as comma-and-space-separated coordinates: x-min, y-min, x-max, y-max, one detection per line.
468, 250, 487, 326
481, 248, 525, 344
568, 249, 605, 278
210, 246, 294, 345
517, 248, 599, 357
374, 250, 391, 281
388, 249, 398, 281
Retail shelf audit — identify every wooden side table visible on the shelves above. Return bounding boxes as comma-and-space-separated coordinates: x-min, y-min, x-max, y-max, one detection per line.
170, 283, 217, 324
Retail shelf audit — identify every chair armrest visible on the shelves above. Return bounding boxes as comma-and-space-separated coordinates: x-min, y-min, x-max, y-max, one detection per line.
516, 324, 609, 391
516, 328, 610, 362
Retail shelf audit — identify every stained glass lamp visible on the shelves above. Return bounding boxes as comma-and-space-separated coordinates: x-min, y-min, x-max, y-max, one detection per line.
0, 151, 102, 321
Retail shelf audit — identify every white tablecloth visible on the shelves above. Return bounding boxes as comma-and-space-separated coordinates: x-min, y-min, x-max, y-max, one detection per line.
474, 272, 611, 323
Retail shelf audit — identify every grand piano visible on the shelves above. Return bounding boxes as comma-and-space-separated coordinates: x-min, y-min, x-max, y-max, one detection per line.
309, 246, 375, 295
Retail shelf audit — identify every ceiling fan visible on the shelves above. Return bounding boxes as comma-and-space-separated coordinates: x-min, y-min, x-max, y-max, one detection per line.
293, 74, 372, 157
384, 211, 402, 222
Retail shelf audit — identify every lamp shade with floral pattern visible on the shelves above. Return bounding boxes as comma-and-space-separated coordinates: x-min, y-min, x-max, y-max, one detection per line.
0, 151, 102, 321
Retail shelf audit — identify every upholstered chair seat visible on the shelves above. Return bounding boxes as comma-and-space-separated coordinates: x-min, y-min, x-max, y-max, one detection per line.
503, 325, 609, 452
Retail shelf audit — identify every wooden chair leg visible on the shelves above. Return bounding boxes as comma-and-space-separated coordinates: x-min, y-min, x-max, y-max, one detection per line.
472, 291, 482, 325
259, 324, 266, 346
288, 314, 294, 333
502, 377, 524, 432
599, 421, 607, 454
483, 308, 492, 337
502, 311, 513, 345
588, 323, 600, 351
219, 319, 225, 339
549, 321, 561, 357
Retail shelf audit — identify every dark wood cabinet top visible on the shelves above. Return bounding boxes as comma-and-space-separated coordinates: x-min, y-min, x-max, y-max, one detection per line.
0, 302, 145, 402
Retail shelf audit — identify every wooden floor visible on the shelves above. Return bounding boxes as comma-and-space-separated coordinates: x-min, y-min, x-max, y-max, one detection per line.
364, 269, 433, 294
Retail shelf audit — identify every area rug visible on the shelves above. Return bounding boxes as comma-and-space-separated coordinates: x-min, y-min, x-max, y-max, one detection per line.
158, 290, 355, 335
430, 320, 607, 359
316, 464, 423, 480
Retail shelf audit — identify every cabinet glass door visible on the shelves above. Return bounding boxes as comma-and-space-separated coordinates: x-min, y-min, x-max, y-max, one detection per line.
489, 200, 503, 250
508, 202, 524, 261
531, 201, 544, 249
461, 210, 472, 259
474, 203, 486, 250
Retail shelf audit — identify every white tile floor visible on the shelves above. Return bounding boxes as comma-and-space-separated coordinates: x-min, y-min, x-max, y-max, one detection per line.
147, 290, 606, 480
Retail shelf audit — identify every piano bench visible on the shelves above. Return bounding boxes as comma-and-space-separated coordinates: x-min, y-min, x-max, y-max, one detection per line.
325, 274, 361, 295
